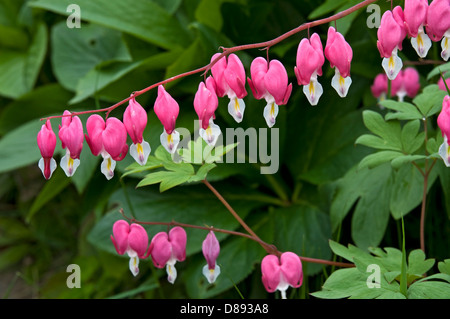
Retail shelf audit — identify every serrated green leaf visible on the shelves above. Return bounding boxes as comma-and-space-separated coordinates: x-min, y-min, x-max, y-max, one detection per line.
136, 170, 191, 192
380, 100, 424, 120
413, 85, 447, 118
189, 163, 217, 182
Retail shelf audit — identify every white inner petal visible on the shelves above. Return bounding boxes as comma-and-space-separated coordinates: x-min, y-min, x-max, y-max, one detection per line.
382, 53, 403, 80
100, 154, 116, 180
166, 262, 178, 284
331, 69, 352, 98
129, 256, 139, 277
228, 98, 245, 123
130, 140, 151, 166
441, 36, 450, 61
199, 119, 221, 147
411, 27, 432, 58
263, 102, 279, 128
202, 263, 221, 284
160, 130, 180, 154
439, 139, 450, 167
303, 77, 323, 106
38, 157, 57, 180
60, 151, 80, 177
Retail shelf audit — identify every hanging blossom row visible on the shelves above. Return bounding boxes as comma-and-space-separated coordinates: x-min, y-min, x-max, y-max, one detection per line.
36, 25, 353, 181
377, 0, 450, 80
110, 220, 303, 299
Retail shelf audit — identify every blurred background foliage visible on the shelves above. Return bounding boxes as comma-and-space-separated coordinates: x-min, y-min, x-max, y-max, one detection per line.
0, 0, 449, 299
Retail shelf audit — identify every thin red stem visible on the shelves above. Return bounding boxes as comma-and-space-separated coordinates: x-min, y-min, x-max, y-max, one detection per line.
41, 0, 378, 122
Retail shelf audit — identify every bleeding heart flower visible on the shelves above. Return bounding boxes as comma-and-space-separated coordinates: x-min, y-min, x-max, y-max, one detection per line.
391, 67, 421, 101
58, 111, 84, 177
324, 27, 353, 97
426, 0, 450, 61
210, 53, 247, 123
202, 231, 221, 284
123, 96, 151, 165
85, 114, 128, 180
438, 96, 450, 166
261, 252, 303, 299
371, 73, 388, 101
294, 33, 325, 105
37, 120, 57, 180
154, 85, 180, 154
150, 226, 187, 284
247, 57, 292, 128
194, 76, 221, 146
110, 220, 151, 276
377, 6, 407, 80
404, 0, 432, 58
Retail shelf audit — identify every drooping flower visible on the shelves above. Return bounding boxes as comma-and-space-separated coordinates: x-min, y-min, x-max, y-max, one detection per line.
438, 96, 450, 166
324, 26, 353, 97
202, 231, 220, 284
150, 226, 187, 284
294, 33, 325, 105
84, 114, 128, 180
391, 67, 421, 101
247, 57, 292, 127
377, 6, 407, 80
210, 53, 247, 123
110, 220, 150, 276
261, 252, 303, 299
154, 85, 180, 154
58, 111, 84, 177
37, 120, 57, 180
426, 0, 450, 61
371, 73, 388, 101
194, 76, 221, 146
404, 0, 432, 58
123, 96, 151, 165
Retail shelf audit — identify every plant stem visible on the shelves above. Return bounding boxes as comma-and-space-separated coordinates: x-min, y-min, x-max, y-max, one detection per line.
41, 0, 379, 122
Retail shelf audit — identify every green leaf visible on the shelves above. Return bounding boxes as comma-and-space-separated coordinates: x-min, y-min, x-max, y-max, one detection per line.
51, 22, 132, 91
136, 170, 192, 192
400, 218, 407, 297
308, 0, 348, 19
438, 259, 450, 275
31, 0, 191, 50
412, 84, 447, 118
0, 22, 47, 98
355, 134, 397, 151
407, 249, 435, 278
358, 150, 403, 170
380, 100, 423, 121
401, 120, 425, 154
188, 163, 217, 183
427, 62, 450, 80
407, 281, 450, 299
362, 110, 402, 151
121, 156, 163, 179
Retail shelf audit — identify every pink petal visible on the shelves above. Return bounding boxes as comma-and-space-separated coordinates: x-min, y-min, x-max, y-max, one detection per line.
261, 254, 281, 293
102, 117, 128, 161
169, 226, 187, 262
123, 97, 148, 144
128, 223, 149, 258
111, 220, 130, 255
202, 231, 220, 270
154, 85, 179, 135
150, 232, 172, 268
280, 252, 303, 288
85, 114, 106, 156
265, 59, 289, 105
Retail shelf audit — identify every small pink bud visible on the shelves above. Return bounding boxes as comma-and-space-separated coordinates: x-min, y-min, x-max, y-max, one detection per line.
391, 68, 420, 101
377, 7, 406, 58
110, 220, 150, 276
58, 111, 84, 177
194, 76, 219, 130
261, 252, 303, 299
37, 120, 57, 180
294, 33, 324, 86
154, 85, 181, 154
324, 26, 353, 78
202, 231, 221, 284
371, 73, 388, 99
150, 226, 187, 284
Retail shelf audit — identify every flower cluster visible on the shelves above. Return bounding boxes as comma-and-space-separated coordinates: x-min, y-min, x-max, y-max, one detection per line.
377, 0, 450, 81
110, 220, 303, 297
37, 26, 355, 179
371, 67, 420, 103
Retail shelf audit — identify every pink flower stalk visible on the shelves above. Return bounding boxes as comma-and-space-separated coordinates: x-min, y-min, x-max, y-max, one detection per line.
261, 252, 303, 299
110, 220, 150, 276
426, 0, 450, 60
58, 111, 84, 177
404, 0, 432, 58
202, 231, 221, 284
377, 6, 407, 80
438, 96, 450, 166
194, 76, 221, 146
37, 120, 57, 180
150, 226, 187, 284
390, 67, 421, 101
85, 114, 128, 180
371, 73, 388, 100
247, 57, 292, 128
324, 27, 353, 97
154, 85, 180, 154
210, 53, 247, 123
294, 33, 325, 106
123, 96, 151, 165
